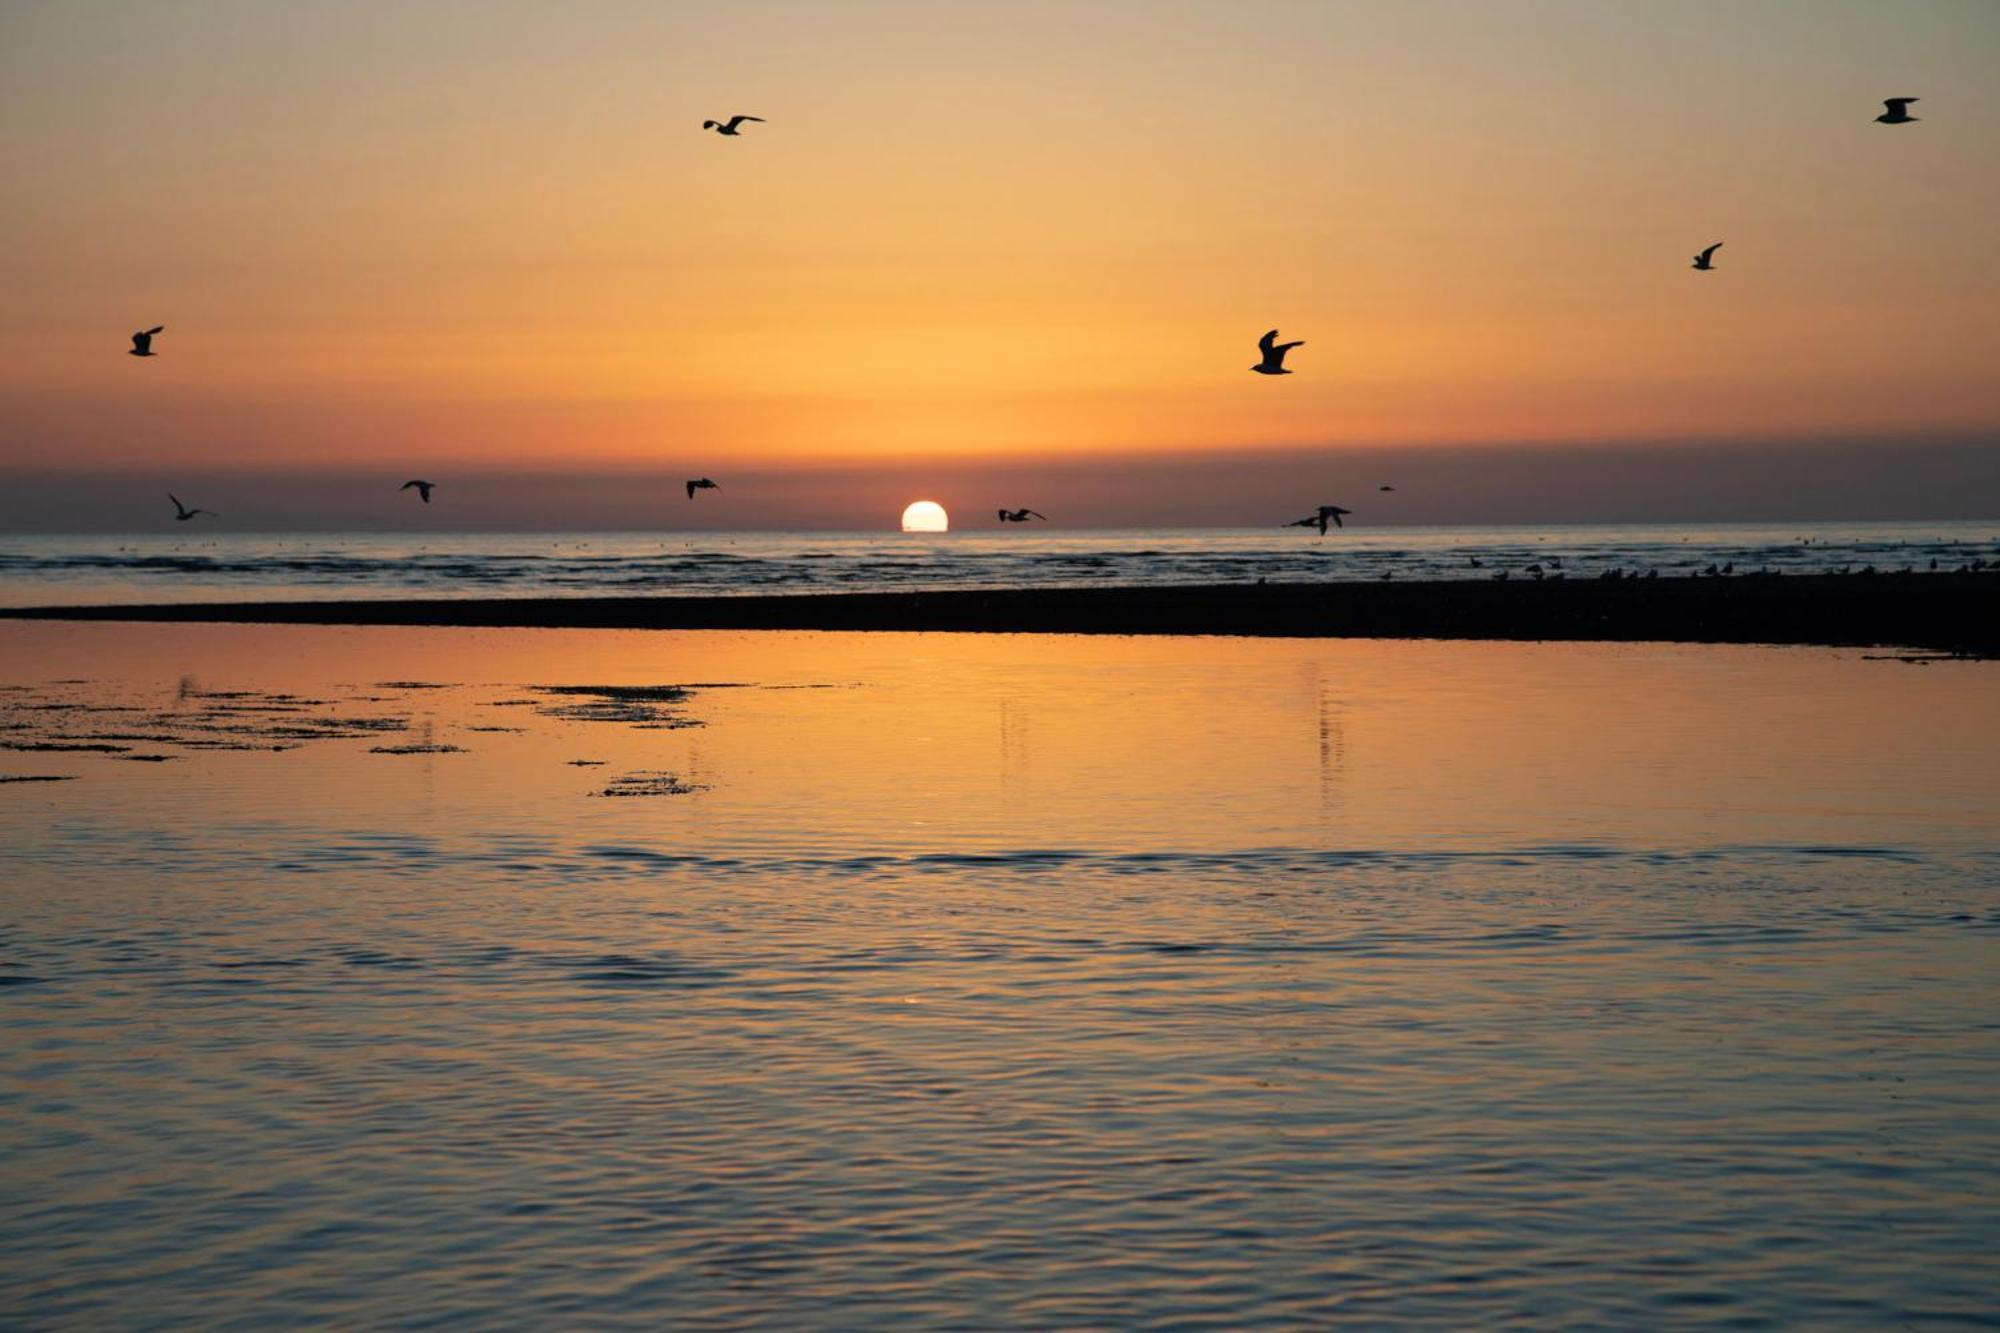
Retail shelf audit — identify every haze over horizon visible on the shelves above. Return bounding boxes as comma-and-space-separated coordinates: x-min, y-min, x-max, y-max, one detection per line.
2, 0, 1996, 531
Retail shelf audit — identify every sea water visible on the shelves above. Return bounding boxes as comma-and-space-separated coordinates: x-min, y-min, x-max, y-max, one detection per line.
1, 521, 1995, 607
2, 624, 1996, 1327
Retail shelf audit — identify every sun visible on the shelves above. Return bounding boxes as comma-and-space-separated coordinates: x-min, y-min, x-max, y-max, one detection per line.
901, 500, 949, 533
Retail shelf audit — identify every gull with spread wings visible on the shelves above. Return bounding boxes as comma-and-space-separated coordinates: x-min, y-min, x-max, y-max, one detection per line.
1251, 329, 1303, 375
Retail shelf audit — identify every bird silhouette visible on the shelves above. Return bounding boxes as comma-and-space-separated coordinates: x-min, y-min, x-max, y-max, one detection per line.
1692, 243, 1722, 271
129, 326, 164, 357
997, 508, 1046, 522
1378, 485, 1395, 492
168, 493, 215, 522
1876, 98, 1919, 125
1284, 505, 1351, 535
703, 115, 765, 136
1251, 329, 1303, 375
400, 480, 435, 504
686, 478, 719, 499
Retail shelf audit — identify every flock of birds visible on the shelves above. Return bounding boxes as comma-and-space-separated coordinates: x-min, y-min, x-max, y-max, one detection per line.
136, 97, 1928, 539
1459, 550, 1993, 583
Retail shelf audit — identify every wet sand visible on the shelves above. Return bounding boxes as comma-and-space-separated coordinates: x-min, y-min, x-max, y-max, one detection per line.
4, 572, 1994, 653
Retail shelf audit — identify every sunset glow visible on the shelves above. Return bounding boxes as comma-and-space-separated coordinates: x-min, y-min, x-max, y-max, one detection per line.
0, 2, 1993, 531
4, 5, 1998, 1326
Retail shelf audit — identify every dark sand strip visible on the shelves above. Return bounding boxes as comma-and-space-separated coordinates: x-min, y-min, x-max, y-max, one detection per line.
4, 574, 1994, 653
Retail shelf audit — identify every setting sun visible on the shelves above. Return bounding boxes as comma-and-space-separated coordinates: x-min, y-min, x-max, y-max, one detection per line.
1, 4, 1995, 1326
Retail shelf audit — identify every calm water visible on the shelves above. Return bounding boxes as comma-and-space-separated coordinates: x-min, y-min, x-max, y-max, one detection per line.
2, 521, 1997, 606
3, 624, 1997, 1328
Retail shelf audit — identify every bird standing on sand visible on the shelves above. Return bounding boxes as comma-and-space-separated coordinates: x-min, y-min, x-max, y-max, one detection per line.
1251, 329, 1304, 375
1692, 243, 1722, 271
169, 494, 215, 522
129, 326, 164, 357
1285, 505, 1351, 535
997, 508, 1046, 522
401, 480, 435, 504
1876, 98, 1919, 125
686, 478, 719, 499
703, 115, 764, 136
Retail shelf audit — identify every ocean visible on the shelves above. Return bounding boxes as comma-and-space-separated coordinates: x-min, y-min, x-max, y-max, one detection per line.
1, 520, 1995, 607
3, 622, 1996, 1327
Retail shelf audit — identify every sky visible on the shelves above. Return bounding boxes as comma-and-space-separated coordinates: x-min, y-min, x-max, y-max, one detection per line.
1, 0, 1995, 531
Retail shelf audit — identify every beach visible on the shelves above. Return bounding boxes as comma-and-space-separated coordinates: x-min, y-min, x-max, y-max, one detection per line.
4, 621, 1998, 1327
8, 0, 1999, 1323
7, 571, 1995, 654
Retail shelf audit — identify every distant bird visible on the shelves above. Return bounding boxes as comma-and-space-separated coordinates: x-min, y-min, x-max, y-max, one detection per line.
1467, 555, 1483, 568
1251, 329, 1304, 375
997, 508, 1046, 522
1285, 505, 1351, 535
129, 326, 164, 357
168, 493, 215, 522
400, 480, 435, 504
703, 115, 764, 136
1692, 243, 1722, 271
1875, 98, 1919, 125
686, 477, 719, 499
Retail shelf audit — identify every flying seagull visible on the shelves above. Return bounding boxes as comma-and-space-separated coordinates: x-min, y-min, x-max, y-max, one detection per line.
686, 477, 719, 499
1876, 98, 1919, 125
401, 480, 435, 504
129, 326, 164, 357
997, 508, 1046, 522
1378, 485, 1395, 492
1692, 242, 1722, 271
703, 115, 765, 136
1251, 329, 1303, 375
168, 493, 216, 522
1285, 505, 1351, 535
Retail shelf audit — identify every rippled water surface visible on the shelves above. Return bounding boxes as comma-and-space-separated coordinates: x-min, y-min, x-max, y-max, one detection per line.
3, 624, 1997, 1328
3, 521, 1997, 606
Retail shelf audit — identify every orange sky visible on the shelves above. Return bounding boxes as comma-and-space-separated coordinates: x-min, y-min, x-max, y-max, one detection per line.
0, 1, 1995, 526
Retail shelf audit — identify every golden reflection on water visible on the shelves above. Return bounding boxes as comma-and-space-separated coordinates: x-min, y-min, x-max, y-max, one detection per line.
3, 622, 1995, 856
4, 623, 1999, 1328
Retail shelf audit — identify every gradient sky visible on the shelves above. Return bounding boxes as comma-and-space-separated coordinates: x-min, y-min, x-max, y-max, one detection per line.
1, 0, 1995, 530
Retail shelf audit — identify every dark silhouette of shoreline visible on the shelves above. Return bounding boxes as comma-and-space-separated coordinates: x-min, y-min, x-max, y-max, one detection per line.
3, 572, 1992, 654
